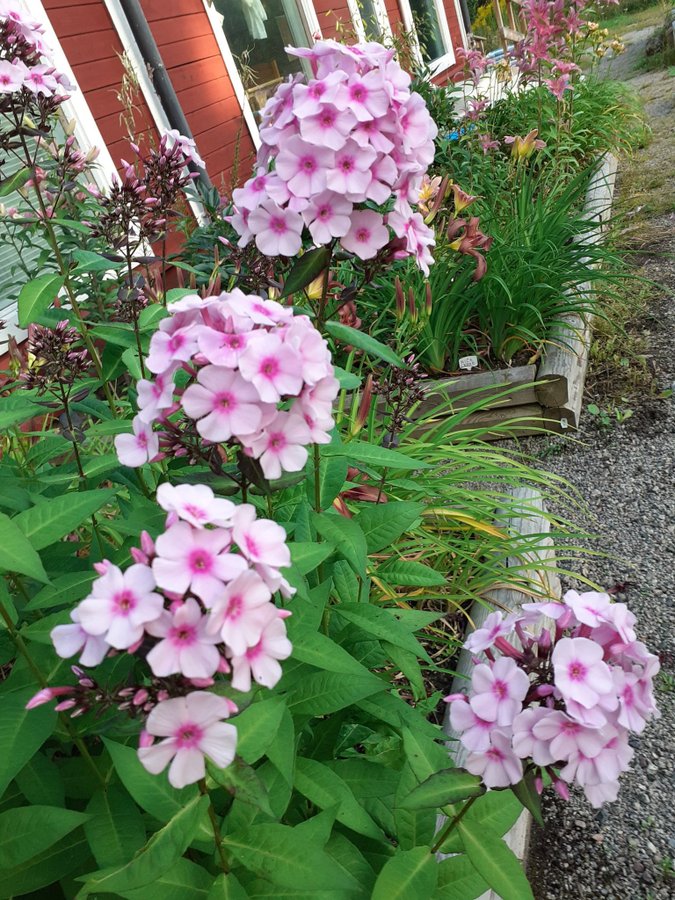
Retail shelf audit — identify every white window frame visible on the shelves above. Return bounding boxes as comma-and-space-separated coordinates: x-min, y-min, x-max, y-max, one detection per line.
346, 0, 393, 43
398, 0, 456, 75
1, 1, 120, 350
202, 0, 322, 148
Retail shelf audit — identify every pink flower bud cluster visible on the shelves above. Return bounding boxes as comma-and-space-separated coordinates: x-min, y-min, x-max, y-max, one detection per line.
0, 3, 73, 98
115, 289, 338, 482
228, 39, 437, 274
446, 589, 660, 807
30, 482, 293, 788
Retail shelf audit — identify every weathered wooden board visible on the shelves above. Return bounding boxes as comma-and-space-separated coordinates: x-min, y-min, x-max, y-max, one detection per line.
417, 364, 537, 415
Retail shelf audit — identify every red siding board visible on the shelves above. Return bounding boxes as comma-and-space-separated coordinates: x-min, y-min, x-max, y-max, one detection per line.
142, 0, 203, 22
167, 55, 225, 93
47, 5, 111, 37
179, 78, 236, 115
61, 33, 121, 66
161, 34, 222, 69
151, 14, 213, 44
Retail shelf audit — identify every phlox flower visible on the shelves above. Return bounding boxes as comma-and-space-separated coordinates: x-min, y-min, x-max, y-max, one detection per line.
22, 64, 58, 95
613, 668, 655, 734
302, 191, 352, 244
449, 697, 498, 752
0, 60, 24, 93
238, 331, 303, 402
115, 416, 159, 467
146, 598, 221, 678
233, 170, 273, 210
340, 209, 389, 260
145, 326, 197, 376
463, 610, 517, 654
197, 324, 250, 368
469, 657, 530, 726
156, 482, 235, 529
232, 504, 291, 570
77, 563, 163, 649
248, 200, 303, 256
181, 366, 264, 442
511, 707, 557, 766
328, 70, 389, 120
563, 589, 612, 628
137, 374, 174, 424
51, 608, 109, 666
207, 570, 272, 655
299, 104, 356, 150
153, 522, 248, 607
530, 710, 608, 761
275, 136, 334, 198
163, 129, 205, 168
465, 729, 523, 788
138, 692, 237, 788
552, 637, 614, 709
229, 606, 292, 692
283, 317, 332, 384
327, 142, 375, 199
247, 411, 311, 480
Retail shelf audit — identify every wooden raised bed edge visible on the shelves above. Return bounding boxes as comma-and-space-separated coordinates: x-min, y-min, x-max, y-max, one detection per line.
417, 154, 619, 439
439, 486, 562, 896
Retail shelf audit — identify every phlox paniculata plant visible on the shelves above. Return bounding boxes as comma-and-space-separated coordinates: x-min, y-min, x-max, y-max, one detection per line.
229, 39, 438, 274
446, 589, 659, 807
114, 289, 337, 481
27, 483, 293, 789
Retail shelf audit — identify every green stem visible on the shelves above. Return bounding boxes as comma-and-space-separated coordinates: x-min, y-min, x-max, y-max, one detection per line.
430, 794, 479, 854
0, 587, 105, 788
198, 778, 229, 874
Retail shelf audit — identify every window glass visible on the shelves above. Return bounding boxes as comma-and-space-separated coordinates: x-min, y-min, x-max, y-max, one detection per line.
409, 0, 446, 61
212, 0, 312, 112
358, 0, 385, 41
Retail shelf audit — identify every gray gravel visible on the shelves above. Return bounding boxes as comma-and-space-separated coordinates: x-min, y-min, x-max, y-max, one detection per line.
524, 27, 675, 900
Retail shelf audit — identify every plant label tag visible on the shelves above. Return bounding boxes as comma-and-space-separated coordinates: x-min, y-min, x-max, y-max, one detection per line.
560, 417, 569, 429
459, 355, 478, 371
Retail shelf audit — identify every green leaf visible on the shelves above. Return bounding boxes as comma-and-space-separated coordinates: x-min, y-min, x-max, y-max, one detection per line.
331, 560, 360, 603
400, 727, 448, 784
72, 249, 122, 274
511, 770, 543, 826
312, 513, 367, 576
77, 794, 209, 897
435, 854, 489, 899
103, 738, 199, 824
325, 321, 405, 367
0, 688, 56, 797
371, 847, 438, 900
0, 393, 44, 430
234, 697, 287, 765
280, 246, 330, 298
207, 872, 250, 900
0, 166, 30, 196
289, 542, 334, 575
223, 823, 354, 891
15, 751, 65, 806
0, 805, 89, 869
120, 858, 215, 899
355, 501, 424, 553
463, 789, 524, 838
285, 668, 386, 716
290, 629, 379, 678
122, 346, 144, 380
18, 273, 65, 327
164, 288, 196, 305
14, 489, 115, 550
208, 758, 274, 817
0, 829, 89, 896
458, 821, 534, 900
49, 217, 92, 234
333, 604, 427, 659
91, 323, 137, 349
84, 786, 146, 867
307, 450, 349, 511
26, 571, 95, 611
379, 559, 447, 586
399, 768, 485, 810
294, 757, 384, 840
332, 365, 361, 390
321, 440, 431, 470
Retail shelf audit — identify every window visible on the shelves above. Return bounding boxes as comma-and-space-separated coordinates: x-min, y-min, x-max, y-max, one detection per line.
347, 0, 391, 43
399, 0, 455, 72
210, 0, 316, 113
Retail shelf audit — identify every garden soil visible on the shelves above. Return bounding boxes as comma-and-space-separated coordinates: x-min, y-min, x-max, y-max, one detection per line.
525, 23, 675, 900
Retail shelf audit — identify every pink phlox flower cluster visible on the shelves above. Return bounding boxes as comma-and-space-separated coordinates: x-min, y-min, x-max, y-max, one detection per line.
40, 483, 293, 788
228, 39, 437, 274
446, 588, 659, 806
162, 129, 205, 169
114, 289, 337, 481
0, 3, 72, 96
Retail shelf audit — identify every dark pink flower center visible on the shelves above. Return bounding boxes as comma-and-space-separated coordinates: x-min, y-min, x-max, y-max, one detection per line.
318, 205, 331, 220
225, 594, 243, 620
245, 535, 259, 557
300, 155, 317, 172
310, 82, 326, 99
114, 590, 136, 615
492, 680, 507, 700
183, 503, 207, 521
252, 176, 266, 191
350, 83, 367, 102
175, 722, 204, 748
260, 357, 279, 378
216, 391, 236, 411
339, 157, 354, 172
168, 333, 185, 352
355, 227, 370, 243
622, 684, 634, 706
188, 549, 213, 574
561, 720, 580, 735
568, 661, 587, 681
486, 746, 505, 762
137, 432, 148, 448
170, 624, 197, 645
269, 432, 287, 451
269, 216, 287, 234
320, 109, 336, 127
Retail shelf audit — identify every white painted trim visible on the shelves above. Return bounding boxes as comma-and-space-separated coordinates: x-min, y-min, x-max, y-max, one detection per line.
25, 0, 117, 187
346, 0, 393, 42
452, 0, 469, 50
397, 0, 456, 72
201, 0, 261, 150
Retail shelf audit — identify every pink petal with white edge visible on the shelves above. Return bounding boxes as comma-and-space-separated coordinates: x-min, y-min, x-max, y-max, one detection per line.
169, 747, 205, 788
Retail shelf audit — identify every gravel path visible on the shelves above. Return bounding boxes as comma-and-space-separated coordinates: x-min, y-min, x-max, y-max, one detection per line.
526, 24, 675, 900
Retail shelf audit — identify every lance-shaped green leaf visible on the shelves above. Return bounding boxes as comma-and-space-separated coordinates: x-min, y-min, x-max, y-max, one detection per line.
436, 854, 489, 899
233, 696, 287, 765
84, 786, 146, 867
511, 769, 543, 825
280, 246, 330, 298
399, 768, 485, 810
0, 166, 30, 196
76, 794, 209, 897
312, 512, 367, 576
120, 858, 215, 899
0, 511, 48, 582
0, 689, 56, 798
14, 489, 116, 550
0, 805, 89, 870
354, 501, 424, 553
325, 321, 405, 367
379, 559, 447, 587
333, 603, 429, 659
371, 846, 438, 900
18, 273, 65, 327
458, 821, 534, 900
321, 439, 431, 470
288, 541, 334, 575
